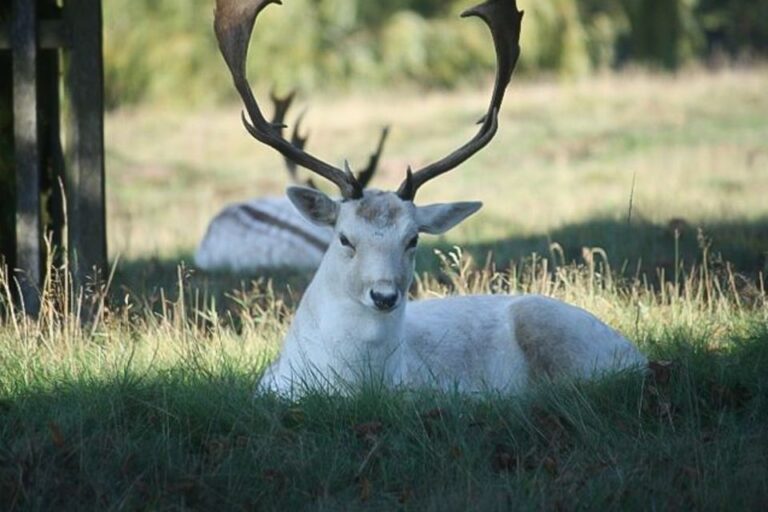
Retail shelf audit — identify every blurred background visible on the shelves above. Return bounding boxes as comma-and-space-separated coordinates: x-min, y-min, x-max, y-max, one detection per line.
1, 0, 767, 294
101, 0, 768, 106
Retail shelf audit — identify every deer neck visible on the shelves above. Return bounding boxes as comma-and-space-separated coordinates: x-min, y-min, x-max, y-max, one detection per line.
285, 260, 406, 381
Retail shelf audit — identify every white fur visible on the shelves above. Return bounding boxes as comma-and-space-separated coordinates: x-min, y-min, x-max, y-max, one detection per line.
258, 188, 646, 396
194, 196, 332, 271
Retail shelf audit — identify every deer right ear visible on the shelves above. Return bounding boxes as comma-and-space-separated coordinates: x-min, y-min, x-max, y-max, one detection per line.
287, 186, 339, 227
415, 201, 483, 235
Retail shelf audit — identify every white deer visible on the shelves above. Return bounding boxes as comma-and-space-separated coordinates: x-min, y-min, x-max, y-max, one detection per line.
195, 91, 389, 271
214, 0, 646, 395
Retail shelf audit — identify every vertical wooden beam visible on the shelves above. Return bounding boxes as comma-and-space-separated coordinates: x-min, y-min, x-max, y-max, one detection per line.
0, 10, 16, 274
62, 0, 106, 295
12, 0, 41, 316
40, 1, 65, 266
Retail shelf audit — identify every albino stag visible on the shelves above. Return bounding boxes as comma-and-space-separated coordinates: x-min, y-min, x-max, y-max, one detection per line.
214, 0, 646, 395
195, 91, 389, 271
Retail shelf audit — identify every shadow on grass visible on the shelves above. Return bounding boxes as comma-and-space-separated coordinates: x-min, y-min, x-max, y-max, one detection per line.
112, 215, 768, 305
1, 326, 767, 510
419, 214, 768, 279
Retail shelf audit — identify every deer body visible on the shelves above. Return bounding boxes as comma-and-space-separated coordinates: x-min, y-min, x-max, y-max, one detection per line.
213, 0, 646, 396
259, 190, 645, 395
195, 196, 331, 271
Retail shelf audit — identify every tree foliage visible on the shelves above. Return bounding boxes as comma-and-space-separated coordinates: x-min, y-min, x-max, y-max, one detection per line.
55, 0, 768, 106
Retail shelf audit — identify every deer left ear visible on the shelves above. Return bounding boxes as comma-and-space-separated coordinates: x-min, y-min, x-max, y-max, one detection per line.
415, 201, 482, 235
287, 186, 339, 226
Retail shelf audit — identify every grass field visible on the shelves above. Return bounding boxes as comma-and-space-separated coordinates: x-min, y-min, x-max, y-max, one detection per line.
2, 68, 768, 510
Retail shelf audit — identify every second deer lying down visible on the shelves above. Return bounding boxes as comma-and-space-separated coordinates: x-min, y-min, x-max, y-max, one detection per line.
195, 92, 389, 271
214, 0, 646, 395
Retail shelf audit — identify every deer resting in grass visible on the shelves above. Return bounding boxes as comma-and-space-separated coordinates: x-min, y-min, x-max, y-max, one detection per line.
214, 0, 646, 395
195, 91, 389, 271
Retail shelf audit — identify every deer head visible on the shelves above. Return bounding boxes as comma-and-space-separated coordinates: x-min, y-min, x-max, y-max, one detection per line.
287, 187, 482, 311
214, 0, 522, 312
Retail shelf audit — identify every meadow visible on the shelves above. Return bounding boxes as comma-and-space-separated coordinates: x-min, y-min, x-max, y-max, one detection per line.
1, 67, 768, 510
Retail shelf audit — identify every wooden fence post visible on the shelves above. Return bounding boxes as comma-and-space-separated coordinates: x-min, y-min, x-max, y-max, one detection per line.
12, 0, 41, 316
62, 0, 106, 296
2, 0, 106, 313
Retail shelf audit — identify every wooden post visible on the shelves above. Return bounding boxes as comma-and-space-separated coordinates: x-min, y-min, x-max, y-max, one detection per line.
12, 0, 41, 315
40, 0, 65, 265
0, 6, 16, 276
62, 0, 107, 295
2, 0, 106, 313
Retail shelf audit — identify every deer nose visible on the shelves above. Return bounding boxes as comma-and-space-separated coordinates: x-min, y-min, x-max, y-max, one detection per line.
370, 290, 399, 311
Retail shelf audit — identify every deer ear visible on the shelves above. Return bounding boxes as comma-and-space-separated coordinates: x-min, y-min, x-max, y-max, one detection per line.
287, 186, 339, 226
415, 201, 482, 235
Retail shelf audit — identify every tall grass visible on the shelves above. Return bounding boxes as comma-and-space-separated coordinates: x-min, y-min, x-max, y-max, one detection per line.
1, 239, 766, 508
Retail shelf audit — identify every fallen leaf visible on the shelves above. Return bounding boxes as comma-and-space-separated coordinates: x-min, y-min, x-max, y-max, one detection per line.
542, 456, 558, 476
263, 469, 284, 483
359, 477, 372, 501
648, 360, 675, 384
120, 455, 134, 476
281, 407, 305, 428
48, 422, 65, 448
492, 445, 517, 473
681, 465, 699, 479
708, 381, 752, 409
204, 438, 230, 460
421, 408, 446, 420
353, 421, 383, 443
166, 479, 197, 494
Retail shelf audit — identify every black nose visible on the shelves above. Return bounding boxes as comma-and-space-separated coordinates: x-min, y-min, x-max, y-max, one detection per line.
370, 290, 399, 311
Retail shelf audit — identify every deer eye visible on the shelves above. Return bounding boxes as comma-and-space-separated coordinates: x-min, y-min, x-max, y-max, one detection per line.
406, 235, 419, 250
339, 233, 355, 250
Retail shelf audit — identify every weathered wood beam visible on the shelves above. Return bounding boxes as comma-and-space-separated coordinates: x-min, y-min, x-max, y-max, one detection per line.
62, 0, 107, 295
12, 0, 42, 316
0, 19, 64, 50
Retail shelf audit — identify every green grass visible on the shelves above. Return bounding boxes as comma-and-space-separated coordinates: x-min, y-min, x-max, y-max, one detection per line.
2, 69, 768, 509
1, 288, 766, 509
2, 243, 767, 509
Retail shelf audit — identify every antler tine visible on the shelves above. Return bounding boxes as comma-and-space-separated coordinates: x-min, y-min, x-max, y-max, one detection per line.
290, 109, 310, 151
355, 126, 390, 188
270, 89, 301, 182
214, 0, 362, 199
397, 0, 523, 200
288, 109, 314, 187
269, 88, 296, 137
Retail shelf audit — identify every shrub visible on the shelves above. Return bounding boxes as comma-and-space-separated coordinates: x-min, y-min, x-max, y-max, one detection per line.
101, 0, 768, 107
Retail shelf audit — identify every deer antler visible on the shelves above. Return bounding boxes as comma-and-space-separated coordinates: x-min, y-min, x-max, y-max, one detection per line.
356, 126, 390, 188
215, 0, 519, 202
270, 90, 390, 190
397, 0, 523, 201
270, 89, 310, 184
214, 0, 363, 199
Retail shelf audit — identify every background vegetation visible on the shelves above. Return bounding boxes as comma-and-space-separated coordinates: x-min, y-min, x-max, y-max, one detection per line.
104, 68, 768, 284
103, 0, 768, 107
